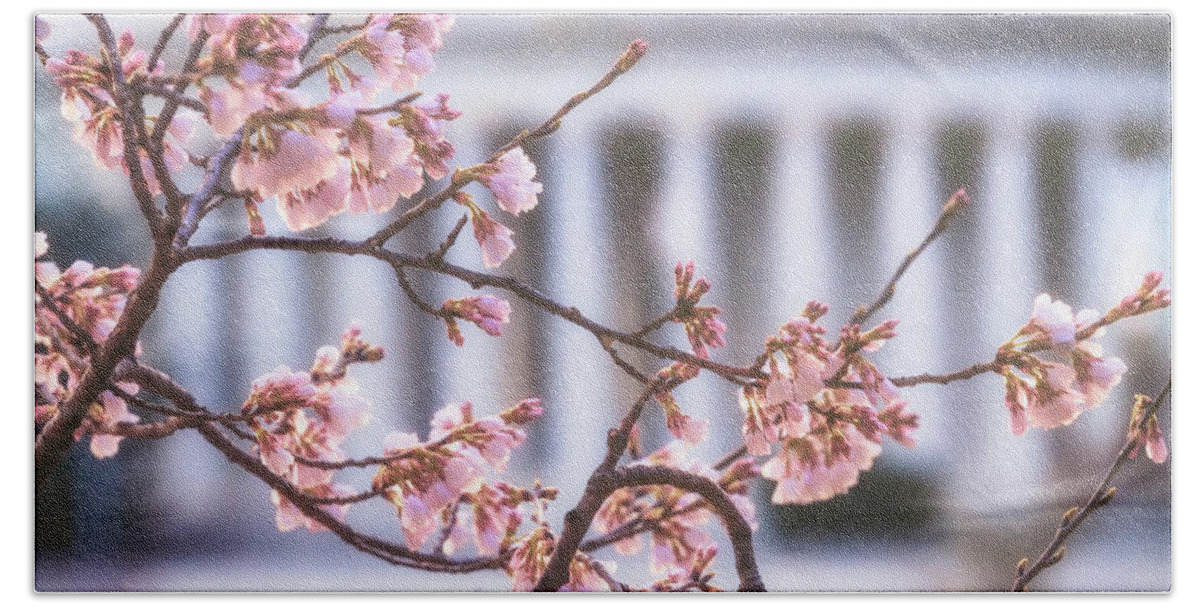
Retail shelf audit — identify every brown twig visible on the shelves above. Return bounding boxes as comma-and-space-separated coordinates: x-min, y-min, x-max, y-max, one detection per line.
1011, 379, 1171, 591
147, 14, 186, 69
847, 189, 968, 328
297, 14, 330, 62
428, 214, 469, 262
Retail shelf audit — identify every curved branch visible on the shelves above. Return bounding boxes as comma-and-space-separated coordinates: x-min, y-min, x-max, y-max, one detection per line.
533, 464, 764, 592
848, 189, 967, 327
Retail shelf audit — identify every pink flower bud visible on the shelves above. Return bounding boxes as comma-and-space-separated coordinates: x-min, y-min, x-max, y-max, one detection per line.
615, 39, 650, 72
469, 210, 516, 269
501, 398, 544, 426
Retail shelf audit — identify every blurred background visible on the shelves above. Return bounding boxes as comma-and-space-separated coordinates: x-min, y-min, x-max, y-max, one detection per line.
34, 13, 1171, 592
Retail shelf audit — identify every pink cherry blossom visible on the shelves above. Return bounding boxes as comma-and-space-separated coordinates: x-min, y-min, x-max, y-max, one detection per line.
765, 350, 827, 410
397, 93, 461, 179
312, 382, 372, 441
443, 295, 511, 343
270, 483, 351, 533
1029, 293, 1077, 345
508, 526, 555, 591
762, 427, 882, 505
89, 388, 141, 459
1025, 362, 1085, 430
275, 159, 352, 231
878, 400, 919, 447
480, 148, 543, 215
358, 14, 454, 92
738, 386, 778, 456
1071, 341, 1127, 409
232, 127, 341, 198
347, 158, 425, 215
1128, 394, 1169, 464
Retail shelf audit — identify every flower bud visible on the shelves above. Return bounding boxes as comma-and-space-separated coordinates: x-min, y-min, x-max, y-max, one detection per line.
614, 39, 649, 72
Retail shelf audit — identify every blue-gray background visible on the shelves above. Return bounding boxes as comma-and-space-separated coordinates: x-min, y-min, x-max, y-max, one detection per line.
34, 13, 1171, 591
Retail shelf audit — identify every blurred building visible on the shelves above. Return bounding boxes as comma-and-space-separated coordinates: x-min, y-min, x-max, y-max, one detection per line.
35, 13, 1170, 591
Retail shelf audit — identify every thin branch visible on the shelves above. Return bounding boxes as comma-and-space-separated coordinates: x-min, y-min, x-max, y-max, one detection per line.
173, 128, 245, 247
297, 14, 330, 62
138, 81, 206, 112
889, 359, 1004, 388
392, 265, 451, 319
1011, 379, 1171, 591
35, 282, 98, 357
147, 14, 186, 69
286, 44, 355, 89
427, 214, 469, 262
632, 308, 678, 338
318, 18, 372, 36
599, 339, 651, 384
389, 253, 759, 386
364, 39, 650, 248
848, 189, 968, 328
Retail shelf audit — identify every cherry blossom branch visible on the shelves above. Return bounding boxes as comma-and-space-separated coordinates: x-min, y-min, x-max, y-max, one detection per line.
1011, 379, 1171, 591
535, 374, 763, 591
196, 420, 505, 573
178, 238, 761, 384
35, 245, 178, 490
35, 281, 98, 357
148, 27, 207, 154
173, 128, 245, 247
85, 14, 164, 236
848, 189, 968, 328
123, 363, 507, 573
888, 359, 1004, 388
364, 39, 650, 248
533, 464, 765, 592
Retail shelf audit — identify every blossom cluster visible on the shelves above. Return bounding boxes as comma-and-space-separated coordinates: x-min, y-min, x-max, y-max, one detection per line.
506, 524, 615, 592
41, 13, 544, 273
997, 272, 1170, 435
441, 294, 512, 346
241, 326, 376, 531
44, 29, 197, 198
743, 302, 918, 505
371, 399, 545, 552
34, 233, 145, 458
593, 441, 758, 579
